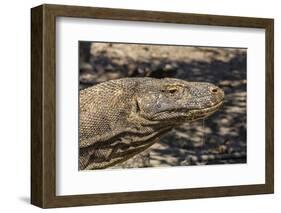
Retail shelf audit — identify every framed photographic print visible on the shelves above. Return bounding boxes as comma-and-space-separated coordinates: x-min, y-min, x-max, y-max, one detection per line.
31, 4, 274, 208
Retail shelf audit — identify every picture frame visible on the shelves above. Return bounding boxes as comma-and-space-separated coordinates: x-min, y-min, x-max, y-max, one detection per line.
31, 4, 274, 208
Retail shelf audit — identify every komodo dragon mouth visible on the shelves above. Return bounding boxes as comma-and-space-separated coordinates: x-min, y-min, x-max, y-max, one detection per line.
185, 101, 224, 120
79, 77, 224, 170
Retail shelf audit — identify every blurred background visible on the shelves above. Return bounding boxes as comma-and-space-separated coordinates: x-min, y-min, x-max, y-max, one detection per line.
79, 42, 247, 168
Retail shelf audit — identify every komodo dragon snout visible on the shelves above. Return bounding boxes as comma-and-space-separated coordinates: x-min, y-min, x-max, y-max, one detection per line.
79, 77, 224, 170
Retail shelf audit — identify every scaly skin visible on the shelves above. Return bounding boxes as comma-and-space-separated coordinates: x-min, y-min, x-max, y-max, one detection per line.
79, 77, 224, 170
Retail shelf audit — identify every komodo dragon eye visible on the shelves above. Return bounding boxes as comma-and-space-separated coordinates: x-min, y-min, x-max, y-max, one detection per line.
161, 88, 177, 94
161, 86, 185, 95
167, 88, 177, 94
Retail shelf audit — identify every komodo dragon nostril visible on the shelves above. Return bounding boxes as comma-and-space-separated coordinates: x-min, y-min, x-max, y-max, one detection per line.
210, 87, 218, 93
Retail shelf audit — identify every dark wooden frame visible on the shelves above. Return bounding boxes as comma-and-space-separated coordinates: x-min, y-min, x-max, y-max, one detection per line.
31, 4, 274, 208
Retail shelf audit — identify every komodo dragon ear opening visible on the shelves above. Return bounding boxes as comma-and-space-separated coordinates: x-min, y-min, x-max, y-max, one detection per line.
134, 98, 141, 113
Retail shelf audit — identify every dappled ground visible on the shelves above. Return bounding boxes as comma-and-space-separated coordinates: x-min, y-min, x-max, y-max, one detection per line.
79, 42, 247, 168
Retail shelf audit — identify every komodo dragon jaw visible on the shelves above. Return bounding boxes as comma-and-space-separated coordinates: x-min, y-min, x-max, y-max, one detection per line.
79, 77, 224, 170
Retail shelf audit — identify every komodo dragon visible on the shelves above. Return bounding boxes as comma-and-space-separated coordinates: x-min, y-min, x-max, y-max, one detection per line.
79, 77, 224, 170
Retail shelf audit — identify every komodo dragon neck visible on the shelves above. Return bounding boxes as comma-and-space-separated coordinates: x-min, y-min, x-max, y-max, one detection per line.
79, 77, 224, 170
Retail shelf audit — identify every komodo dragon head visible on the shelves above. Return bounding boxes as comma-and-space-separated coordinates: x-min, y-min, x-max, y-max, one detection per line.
79, 77, 224, 170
